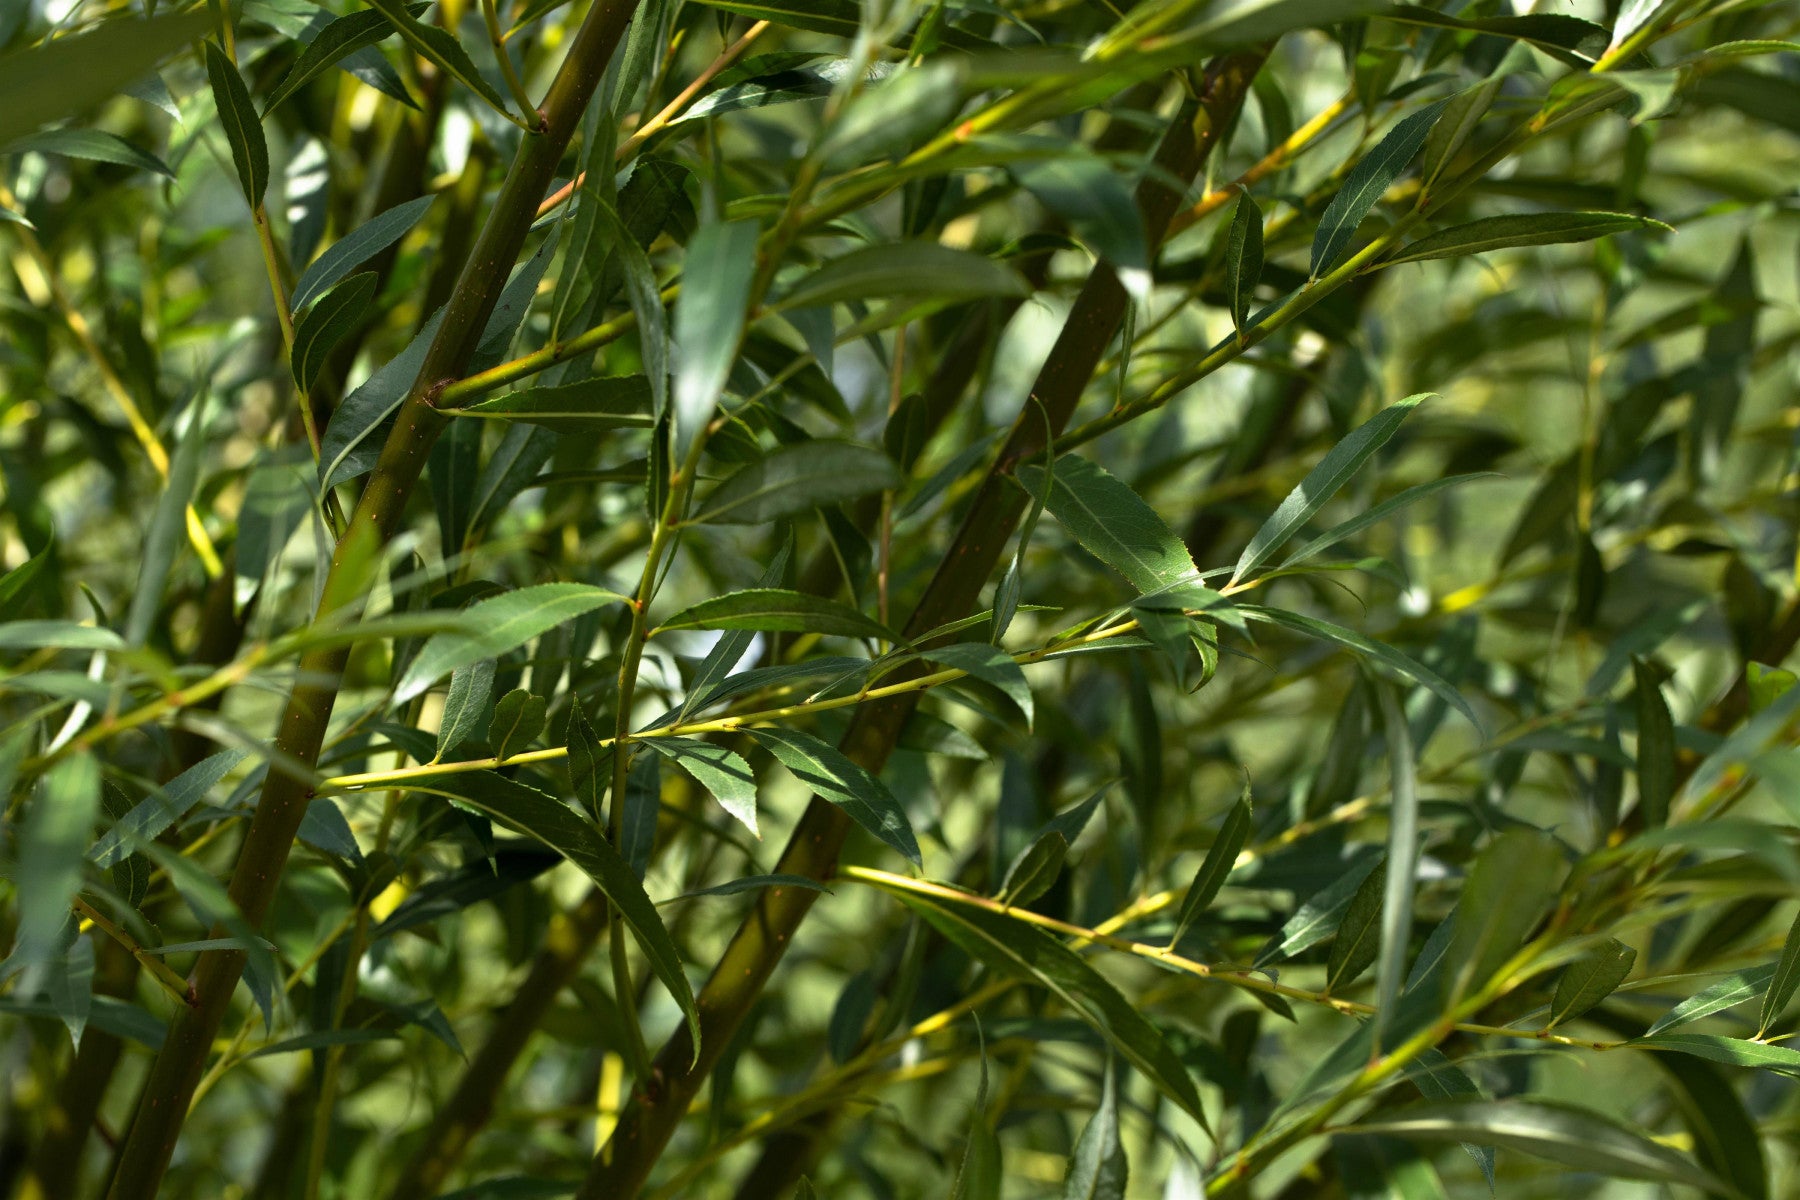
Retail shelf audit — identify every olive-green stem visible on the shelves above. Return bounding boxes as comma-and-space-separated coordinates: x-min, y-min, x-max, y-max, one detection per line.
101, 4, 641, 1195
574, 51, 1269, 1198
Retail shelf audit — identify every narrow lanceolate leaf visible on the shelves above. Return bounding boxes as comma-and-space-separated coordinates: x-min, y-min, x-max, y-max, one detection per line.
567, 698, 608, 823
264, 5, 422, 113
90, 750, 247, 868
16, 752, 100, 962
866, 876, 1208, 1132
1638, 1033, 1800, 1078
1374, 682, 1418, 1038
0, 11, 208, 147
1225, 189, 1263, 335
1383, 212, 1672, 266
752, 728, 919, 864
291, 193, 436, 312
363, 0, 514, 119
1281, 474, 1497, 568
1548, 938, 1637, 1028
1444, 828, 1564, 1004
0, 621, 125, 652
396, 584, 630, 703
644, 737, 760, 836
1168, 784, 1251, 947
429, 772, 700, 1062
4, 129, 173, 178
1244, 606, 1480, 733
657, 589, 896, 643
691, 441, 900, 525
453, 376, 655, 433
204, 41, 268, 209
435, 659, 495, 760
672, 219, 758, 458
999, 832, 1067, 906
291, 272, 377, 393
1232, 394, 1430, 585
1061, 1063, 1127, 1200
489, 689, 546, 760
1311, 100, 1448, 277
779, 242, 1029, 310
1015, 454, 1198, 595
1340, 1100, 1724, 1193
1326, 857, 1387, 992
1758, 910, 1800, 1035
1647, 965, 1775, 1036
1633, 657, 1675, 828
1011, 155, 1146, 293
125, 391, 208, 649
926, 643, 1034, 728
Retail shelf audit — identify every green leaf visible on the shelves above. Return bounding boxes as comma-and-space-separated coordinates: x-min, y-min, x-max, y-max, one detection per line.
866, 877, 1208, 1131
15, 753, 99, 963
819, 61, 966, 169
1758, 910, 1800, 1036
656, 588, 895, 642
1747, 663, 1798, 715
292, 194, 437, 312
246, 1029, 398, 1058
924, 643, 1034, 728
566, 698, 608, 823
204, 41, 269, 210
1384, 212, 1671, 267
1633, 657, 1674, 828
998, 831, 1068, 906
1232, 394, 1429, 585
0, 12, 208, 147
690, 441, 900, 525
662, 874, 832, 904
1168, 783, 1251, 947
1010, 154, 1147, 292
1386, 5, 1611, 62
643, 737, 760, 836
1015, 454, 1198, 595
292, 272, 378, 393
435, 659, 495, 761
490, 689, 546, 760
124, 390, 208, 649
396, 584, 630, 703
1281, 474, 1497, 568
1548, 938, 1637, 1028
1243, 606, 1480, 733
90, 750, 247, 868
1443, 828, 1564, 1005
778, 242, 1028, 310
4, 129, 172, 178
751, 727, 919, 864
0, 621, 125, 652
1421, 77, 1502, 188
1225, 189, 1263, 335
1311, 100, 1447, 277
453, 376, 654, 434
1639, 1033, 1800, 1078
428, 772, 700, 1061
0, 539, 52, 621
264, 5, 422, 113
1647, 966, 1775, 1037
1339, 1099, 1724, 1193
363, 0, 515, 120
1326, 856, 1386, 992
1062, 1062, 1127, 1200
1261, 851, 1382, 964
673, 218, 759, 459
1374, 682, 1418, 1038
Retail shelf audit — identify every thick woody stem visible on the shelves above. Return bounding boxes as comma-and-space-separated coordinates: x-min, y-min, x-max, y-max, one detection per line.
101, 4, 641, 1195
575, 50, 1269, 1198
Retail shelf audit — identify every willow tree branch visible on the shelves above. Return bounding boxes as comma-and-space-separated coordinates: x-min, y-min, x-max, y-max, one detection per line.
101, 5, 642, 1195
575, 49, 1270, 1199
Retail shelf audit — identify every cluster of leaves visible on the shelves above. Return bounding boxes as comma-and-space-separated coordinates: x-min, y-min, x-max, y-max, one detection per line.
0, 0, 1798, 1197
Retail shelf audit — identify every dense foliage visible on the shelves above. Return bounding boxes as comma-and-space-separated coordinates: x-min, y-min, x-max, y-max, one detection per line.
1, 0, 1798, 1196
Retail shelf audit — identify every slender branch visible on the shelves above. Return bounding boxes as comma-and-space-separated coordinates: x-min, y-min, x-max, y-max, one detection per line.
484, 0, 542, 124
573, 50, 1270, 1198
100, 4, 644, 1195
